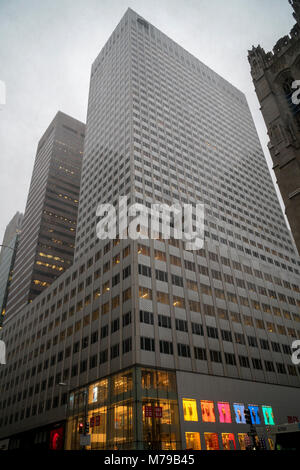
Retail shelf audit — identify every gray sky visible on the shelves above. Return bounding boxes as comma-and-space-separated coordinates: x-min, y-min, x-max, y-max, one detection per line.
0, 0, 295, 242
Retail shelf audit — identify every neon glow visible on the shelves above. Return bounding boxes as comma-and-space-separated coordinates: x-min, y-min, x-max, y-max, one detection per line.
233, 403, 246, 423
201, 400, 216, 423
248, 405, 261, 424
262, 405, 275, 425
217, 402, 232, 423
222, 433, 236, 450
204, 432, 219, 450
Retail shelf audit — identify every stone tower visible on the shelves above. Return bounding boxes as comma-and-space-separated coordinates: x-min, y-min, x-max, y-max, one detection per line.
248, 0, 300, 253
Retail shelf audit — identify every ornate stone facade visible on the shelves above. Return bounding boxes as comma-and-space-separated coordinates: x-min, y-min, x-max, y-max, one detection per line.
248, 0, 300, 253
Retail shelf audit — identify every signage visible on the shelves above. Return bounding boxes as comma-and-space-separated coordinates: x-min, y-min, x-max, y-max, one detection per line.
144, 405, 162, 418
144, 406, 153, 417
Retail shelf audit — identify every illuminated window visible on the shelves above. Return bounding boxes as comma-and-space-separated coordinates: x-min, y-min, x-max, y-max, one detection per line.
102, 281, 110, 293
204, 432, 219, 450
182, 399, 198, 422
173, 296, 185, 308
138, 244, 150, 256
233, 403, 246, 423
222, 433, 236, 450
156, 291, 169, 304
248, 405, 261, 424
238, 433, 249, 450
139, 287, 152, 300
262, 406, 275, 425
201, 400, 216, 423
113, 254, 120, 265
217, 402, 232, 423
154, 249, 166, 261
185, 432, 201, 450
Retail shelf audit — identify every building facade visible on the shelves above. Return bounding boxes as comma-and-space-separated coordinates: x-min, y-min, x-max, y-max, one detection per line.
248, 0, 300, 254
0, 9, 300, 450
0, 212, 23, 326
5, 112, 85, 317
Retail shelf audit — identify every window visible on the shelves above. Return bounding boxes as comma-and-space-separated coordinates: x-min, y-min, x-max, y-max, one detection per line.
175, 318, 188, 332
192, 322, 203, 335
276, 363, 286, 374
185, 432, 201, 450
194, 347, 207, 360
207, 326, 218, 339
122, 338, 132, 354
225, 353, 236, 366
123, 311, 132, 327
140, 310, 154, 325
156, 269, 168, 282
139, 264, 152, 277
239, 356, 250, 368
178, 343, 191, 358
159, 340, 173, 355
111, 344, 120, 359
140, 337, 155, 351
182, 399, 198, 421
252, 358, 263, 370
248, 336, 258, 348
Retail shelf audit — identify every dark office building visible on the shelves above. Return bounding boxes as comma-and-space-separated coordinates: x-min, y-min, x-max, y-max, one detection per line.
5, 112, 85, 317
248, 0, 300, 253
0, 212, 23, 326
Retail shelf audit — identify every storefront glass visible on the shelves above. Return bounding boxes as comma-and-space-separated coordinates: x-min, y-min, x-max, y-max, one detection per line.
185, 432, 201, 450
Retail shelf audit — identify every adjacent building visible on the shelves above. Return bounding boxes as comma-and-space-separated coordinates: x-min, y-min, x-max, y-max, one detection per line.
248, 0, 300, 253
5, 112, 85, 317
0, 9, 300, 451
0, 212, 23, 326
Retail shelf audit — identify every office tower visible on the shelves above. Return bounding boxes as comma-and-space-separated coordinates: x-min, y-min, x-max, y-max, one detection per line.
248, 0, 300, 254
0, 212, 23, 326
5, 112, 85, 317
0, 9, 300, 451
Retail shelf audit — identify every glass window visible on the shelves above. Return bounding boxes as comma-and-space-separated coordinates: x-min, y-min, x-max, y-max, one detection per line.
185, 432, 201, 450
201, 400, 216, 423
222, 433, 236, 450
204, 432, 219, 450
217, 402, 232, 423
182, 399, 198, 421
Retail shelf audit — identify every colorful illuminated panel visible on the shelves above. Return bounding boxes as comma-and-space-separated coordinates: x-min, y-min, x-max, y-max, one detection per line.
248, 405, 261, 424
182, 399, 198, 421
222, 433, 236, 450
185, 432, 201, 450
238, 433, 250, 450
204, 432, 219, 450
233, 403, 246, 423
262, 406, 275, 425
217, 402, 232, 423
201, 400, 216, 423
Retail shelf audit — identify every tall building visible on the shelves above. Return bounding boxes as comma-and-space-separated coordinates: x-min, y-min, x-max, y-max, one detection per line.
5, 112, 85, 317
248, 0, 300, 253
0, 9, 300, 451
0, 212, 23, 326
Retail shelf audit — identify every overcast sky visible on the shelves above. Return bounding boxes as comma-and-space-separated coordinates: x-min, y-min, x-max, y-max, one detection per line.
0, 0, 295, 242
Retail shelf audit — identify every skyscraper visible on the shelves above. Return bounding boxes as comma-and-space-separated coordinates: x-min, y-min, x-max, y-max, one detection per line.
5, 112, 85, 317
248, 0, 300, 254
0, 9, 299, 451
0, 212, 23, 326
